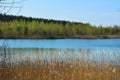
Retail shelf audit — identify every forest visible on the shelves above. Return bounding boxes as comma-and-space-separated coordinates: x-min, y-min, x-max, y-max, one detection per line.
0, 14, 120, 39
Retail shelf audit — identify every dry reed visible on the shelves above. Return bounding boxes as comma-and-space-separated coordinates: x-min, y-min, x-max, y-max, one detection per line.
0, 49, 120, 80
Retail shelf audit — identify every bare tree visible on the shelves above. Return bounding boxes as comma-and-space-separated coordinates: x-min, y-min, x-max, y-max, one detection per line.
0, 0, 24, 14
0, 0, 25, 63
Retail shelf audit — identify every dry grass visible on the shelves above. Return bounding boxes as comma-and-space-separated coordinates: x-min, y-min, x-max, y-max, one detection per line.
0, 49, 120, 80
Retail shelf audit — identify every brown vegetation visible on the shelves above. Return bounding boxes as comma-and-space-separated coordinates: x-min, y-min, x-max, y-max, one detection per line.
0, 50, 120, 80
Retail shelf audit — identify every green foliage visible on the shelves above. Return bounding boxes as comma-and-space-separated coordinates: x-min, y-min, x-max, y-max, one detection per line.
0, 14, 120, 38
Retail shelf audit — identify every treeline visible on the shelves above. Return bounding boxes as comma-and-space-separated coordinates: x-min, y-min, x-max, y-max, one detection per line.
0, 14, 120, 39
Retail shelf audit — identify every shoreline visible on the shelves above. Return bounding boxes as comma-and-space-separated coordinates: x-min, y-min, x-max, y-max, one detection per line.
0, 35, 120, 39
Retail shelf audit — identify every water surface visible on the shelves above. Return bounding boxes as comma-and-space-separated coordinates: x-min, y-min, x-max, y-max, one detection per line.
0, 39, 120, 49
0, 39, 120, 63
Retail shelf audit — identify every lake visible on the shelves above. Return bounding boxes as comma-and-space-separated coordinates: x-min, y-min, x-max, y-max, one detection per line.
0, 39, 120, 49
0, 39, 120, 63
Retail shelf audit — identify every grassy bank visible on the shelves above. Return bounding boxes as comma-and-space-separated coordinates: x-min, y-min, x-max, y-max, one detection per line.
0, 49, 120, 80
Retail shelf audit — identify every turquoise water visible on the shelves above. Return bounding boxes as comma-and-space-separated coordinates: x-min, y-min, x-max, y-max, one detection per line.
0, 39, 120, 63
0, 39, 120, 49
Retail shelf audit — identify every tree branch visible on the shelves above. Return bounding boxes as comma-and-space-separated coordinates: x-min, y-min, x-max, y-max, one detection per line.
0, 0, 24, 14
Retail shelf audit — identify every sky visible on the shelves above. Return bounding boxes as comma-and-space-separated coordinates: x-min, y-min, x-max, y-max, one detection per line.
15, 0, 120, 26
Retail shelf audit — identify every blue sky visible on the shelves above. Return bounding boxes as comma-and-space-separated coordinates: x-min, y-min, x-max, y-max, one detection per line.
18, 0, 120, 26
